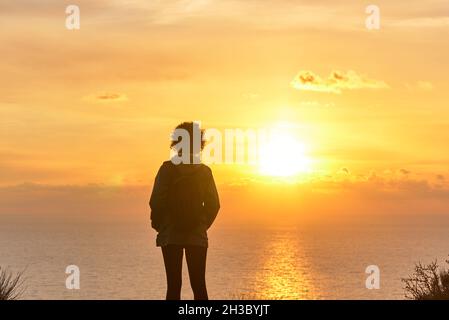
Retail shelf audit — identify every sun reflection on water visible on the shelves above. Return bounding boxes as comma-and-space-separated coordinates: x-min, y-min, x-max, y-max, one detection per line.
252, 231, 316, 300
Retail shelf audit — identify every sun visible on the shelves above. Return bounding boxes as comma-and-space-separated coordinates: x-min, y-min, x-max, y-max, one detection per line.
258, 127, 311, 177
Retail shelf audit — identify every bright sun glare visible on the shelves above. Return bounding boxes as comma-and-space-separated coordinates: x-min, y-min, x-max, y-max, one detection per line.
258, 126, 311, 177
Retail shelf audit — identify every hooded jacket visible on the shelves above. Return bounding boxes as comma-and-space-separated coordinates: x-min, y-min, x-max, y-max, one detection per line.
149, 161, 220, 247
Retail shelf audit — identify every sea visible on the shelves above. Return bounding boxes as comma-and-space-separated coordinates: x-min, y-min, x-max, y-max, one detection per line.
1, 213, 448, 300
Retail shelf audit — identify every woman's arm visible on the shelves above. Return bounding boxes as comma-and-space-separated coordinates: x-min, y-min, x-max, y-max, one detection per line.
149, 163, 171, 231
203, 167, 220, 229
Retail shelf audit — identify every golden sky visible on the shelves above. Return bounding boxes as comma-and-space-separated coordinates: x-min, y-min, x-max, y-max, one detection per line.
1, 0, 449, 218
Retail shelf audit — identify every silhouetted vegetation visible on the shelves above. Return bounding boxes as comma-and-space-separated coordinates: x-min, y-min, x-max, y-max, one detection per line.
0, 267, 25, 300
402, 256, 449, 300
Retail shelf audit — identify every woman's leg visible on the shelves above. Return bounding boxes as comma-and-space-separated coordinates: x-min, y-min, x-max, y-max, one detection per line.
185, 245, 208, 300
161, 244, 184, 300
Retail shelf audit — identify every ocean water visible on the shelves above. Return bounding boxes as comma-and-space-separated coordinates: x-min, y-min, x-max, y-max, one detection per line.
1, 214, 449, 300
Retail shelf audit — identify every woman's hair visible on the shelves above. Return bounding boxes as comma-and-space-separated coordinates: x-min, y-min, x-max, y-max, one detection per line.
170, 122, 206, 152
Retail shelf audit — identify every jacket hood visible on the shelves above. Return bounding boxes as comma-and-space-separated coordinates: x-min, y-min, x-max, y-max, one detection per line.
165, 160, 206, 175
175, 163, 205, 174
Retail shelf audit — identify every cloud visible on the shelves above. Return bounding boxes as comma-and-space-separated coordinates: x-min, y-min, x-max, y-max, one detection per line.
2, 168, 449, 224
0, 183, 149, 222
389, 17, 449, 28
405, 81, 434, 91
291, 70, 389, 94
96, 93, 128, 101
242, 92, 260, 100
298, 101, 335, 108
85, 92, 128, 103
417, 81, 434, 91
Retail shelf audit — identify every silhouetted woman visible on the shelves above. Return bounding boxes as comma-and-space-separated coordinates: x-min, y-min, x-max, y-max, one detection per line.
150, 122, 220, 300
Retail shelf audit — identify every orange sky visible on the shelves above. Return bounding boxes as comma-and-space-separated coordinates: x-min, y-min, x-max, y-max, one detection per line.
1, 0, 449, 218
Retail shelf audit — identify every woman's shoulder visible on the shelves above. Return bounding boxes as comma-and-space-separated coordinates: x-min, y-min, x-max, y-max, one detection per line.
158, 161, 175, 175
161, 160, 174, 167
199, 163, 212, 173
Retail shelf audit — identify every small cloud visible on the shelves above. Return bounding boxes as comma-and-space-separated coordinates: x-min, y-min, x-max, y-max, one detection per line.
242, 93, 260, 100
405, 81, 434, 91
417, 81, 434, 91
84, 92, 128, 103
298, 101, 335, 108
390, 17, 449, 29
291, 70, 389, 94
436, 174, 445, 181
